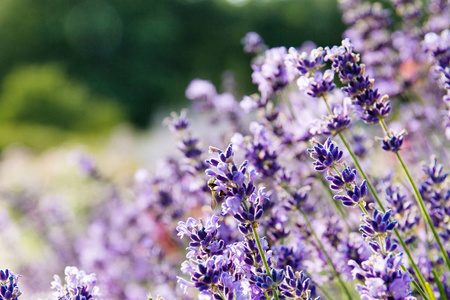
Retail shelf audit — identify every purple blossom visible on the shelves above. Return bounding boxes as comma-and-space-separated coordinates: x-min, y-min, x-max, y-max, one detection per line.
381, 130, 407, 152
308, 138, 344, 172
163, 110, 190, 133
279, 266, 320, 300
359, 210, 398, 254
185, 79, 217, 102
0, 269, 21, 300
284, 46, 326, 76
242, 32, 266, 54
252, 47, 296, 101
325, 99, 352, 134
349, 254, 416, 300
297, 70, 336, 98
51, 266, 101, 300
333, 180, 368, 207
326, 39, 391, 123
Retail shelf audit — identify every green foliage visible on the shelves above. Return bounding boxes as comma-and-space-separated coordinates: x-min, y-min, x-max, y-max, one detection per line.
0, 64, 124, 149
0, 0, 345, 128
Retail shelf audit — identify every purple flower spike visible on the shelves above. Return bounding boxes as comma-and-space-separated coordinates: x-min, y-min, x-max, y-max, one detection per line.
185, 79, 217, 102
327, 167, 357, 191
298, 70, 336, 98
279, 266, 319, 300
334, 180, 368, 207
308, 138, 344, 172
285, 46, 326, 76
0, 269, 21, 300
51, 266, 101, 300
242, 32, 266, 54
252, 47, 296, 101
206, 144, 267, 224
360, 209, 398, 248
350, 254, 415, 300
327, 38, 392, 123
423, 157, 449, 185
325, 99, 352, 134
381, 130, 407, 152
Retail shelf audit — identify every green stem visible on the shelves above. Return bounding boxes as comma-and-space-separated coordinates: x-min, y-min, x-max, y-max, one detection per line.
381, 112, 450, 270
321, 96, 429, 296
314, 280, 341, 300
281, 90, 297, 121
298, 207, 353, 300
395, 150, 450, 271
358, 201, 369, 215
217, 290, 226, 300
317, 174, 352, 230
323, 95, 333, 115
251, 225, 280, 300
395, 227, 428, 290
337, 131, 386, 212
405, 266, 430, 300
432, 269, 448, 300
336, 130, 429, 295
425, 282, 438, 300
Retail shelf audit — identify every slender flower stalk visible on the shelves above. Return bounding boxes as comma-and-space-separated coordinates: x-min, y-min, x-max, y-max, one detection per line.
297, 207, 354, 300
318, 39, 434, 295
317, 174, 352, 230
378, 118, 450, 271
432, 269, 447, 300
335, 129, 429, 294
308, 138, 421, 299
251, 226, 280, 300
317, 106, 426, 291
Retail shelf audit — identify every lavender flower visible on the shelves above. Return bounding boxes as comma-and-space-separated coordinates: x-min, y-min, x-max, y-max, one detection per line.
0, 270, 21, 300
177, 215, 272, 299
185, 79, 217, 102
422, 30, 450, 138
279, 266, 320, 300
205, 144, 267, 235
324, 99, 352, 134
359, 209, 398, 254
176, 215, 224, 258
326, 39, 391, 124
163, 110, 190, 133
307, 138, 344, 172
252, 47, 296, 102
297, 70, 336, 98
309, 138, 369, 207
284, 46, 326, 77
419, 157, 450, 244
243, 122, 281, 177
51, 266, 101, 300
349, 254, 416, 300
384, 183, 419, 244
242, 32, 266, 54
381, 130, 407, 152
338, 0, 405, 96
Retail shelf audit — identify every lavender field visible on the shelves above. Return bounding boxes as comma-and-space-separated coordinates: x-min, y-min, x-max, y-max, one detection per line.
2, 0, 450, 299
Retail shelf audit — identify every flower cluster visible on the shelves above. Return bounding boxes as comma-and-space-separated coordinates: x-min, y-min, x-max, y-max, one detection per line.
205, 144, 266, 234
326, 39, 391, 124
51, 266, 101, 300
349, 254, 416, 300
0, 270, 21, 300
252, 47, 296, 102
3, 1, 450, 299
309, 138, 369, 208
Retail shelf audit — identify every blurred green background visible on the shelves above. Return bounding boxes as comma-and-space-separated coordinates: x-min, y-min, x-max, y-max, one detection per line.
0, 0, 345, 150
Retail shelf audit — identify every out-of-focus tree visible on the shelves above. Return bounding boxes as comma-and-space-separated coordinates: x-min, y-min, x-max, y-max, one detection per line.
0, 0, 345, 128
0, 64, 124, 149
